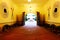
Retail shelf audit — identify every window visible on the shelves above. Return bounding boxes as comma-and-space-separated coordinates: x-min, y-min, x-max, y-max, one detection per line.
4, 8, 7, 13
54, 8, 57, 12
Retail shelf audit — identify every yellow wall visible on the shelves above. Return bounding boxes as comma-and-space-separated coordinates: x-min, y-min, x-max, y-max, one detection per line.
0, 0, 60, 26
0, 0, 18, 24
0, 0, 52, 23
43, 0, 60, 26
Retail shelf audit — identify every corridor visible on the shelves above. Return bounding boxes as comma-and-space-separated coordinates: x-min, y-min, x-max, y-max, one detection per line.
0, 0, 60, 40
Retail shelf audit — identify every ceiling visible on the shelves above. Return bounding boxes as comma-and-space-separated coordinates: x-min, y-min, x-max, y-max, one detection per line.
11, 0, 49, 6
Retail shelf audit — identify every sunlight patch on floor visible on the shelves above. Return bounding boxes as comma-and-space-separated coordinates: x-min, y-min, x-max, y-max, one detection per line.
24, 20, 37, 28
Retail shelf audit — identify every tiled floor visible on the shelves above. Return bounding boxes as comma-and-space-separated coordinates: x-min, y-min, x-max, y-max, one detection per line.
0, 21, 60, 40
25, 20, 37, 27
0, 26, 60, 40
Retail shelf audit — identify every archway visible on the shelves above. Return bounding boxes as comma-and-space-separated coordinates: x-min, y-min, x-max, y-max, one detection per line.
24, 13, 37, 27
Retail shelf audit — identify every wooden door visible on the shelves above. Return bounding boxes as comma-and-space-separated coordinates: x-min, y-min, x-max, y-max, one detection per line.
37, 12, 41, 26
37, 11, 45, 26
22, 12, 25, 26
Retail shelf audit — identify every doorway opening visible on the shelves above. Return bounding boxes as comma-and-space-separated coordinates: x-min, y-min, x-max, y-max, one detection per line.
24, 13, 37, 27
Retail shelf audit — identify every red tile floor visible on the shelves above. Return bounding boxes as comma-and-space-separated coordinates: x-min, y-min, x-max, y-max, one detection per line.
0, 25, 60, 40
0, 21, 60, 40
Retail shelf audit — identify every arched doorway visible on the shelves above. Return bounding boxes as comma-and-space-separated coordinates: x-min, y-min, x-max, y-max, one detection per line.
24, 13, 37, 27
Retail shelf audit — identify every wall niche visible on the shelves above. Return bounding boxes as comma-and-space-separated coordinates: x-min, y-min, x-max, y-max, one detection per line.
53, 1, 60, 18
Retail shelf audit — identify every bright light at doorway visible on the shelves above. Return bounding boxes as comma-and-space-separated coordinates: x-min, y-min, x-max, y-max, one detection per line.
28, 0, 31, 2
24, 13, 37, 27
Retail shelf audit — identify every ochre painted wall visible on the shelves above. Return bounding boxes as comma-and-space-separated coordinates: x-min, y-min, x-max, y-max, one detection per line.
0, 0, 60, 26
43, 0, 60, 26
0, 0, 17, 25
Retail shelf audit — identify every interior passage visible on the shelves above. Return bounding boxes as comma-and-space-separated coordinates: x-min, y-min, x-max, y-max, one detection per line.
0, 0, 60, 40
